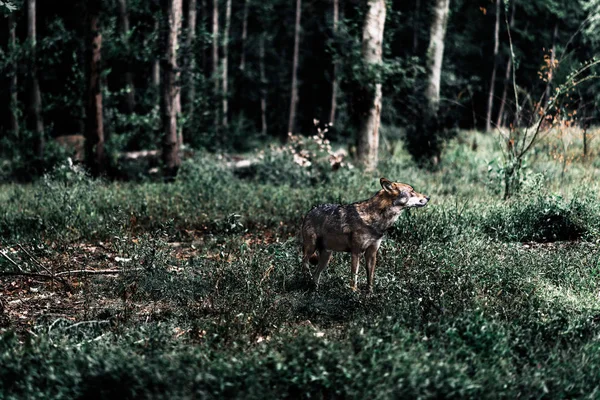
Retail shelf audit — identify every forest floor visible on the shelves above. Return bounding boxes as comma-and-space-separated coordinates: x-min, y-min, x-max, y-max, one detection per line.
2, 128, 600, 398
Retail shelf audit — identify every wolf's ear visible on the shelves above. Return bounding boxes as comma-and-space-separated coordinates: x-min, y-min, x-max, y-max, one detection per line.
380, 178, 394, 194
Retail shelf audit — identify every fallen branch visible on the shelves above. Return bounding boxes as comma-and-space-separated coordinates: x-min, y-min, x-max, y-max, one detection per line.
0, 250, 24, 272
54, 268, 143, 277
1, 268, 144, 280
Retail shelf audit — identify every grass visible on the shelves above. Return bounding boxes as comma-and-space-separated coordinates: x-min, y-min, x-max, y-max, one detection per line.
1, 129, 600, 398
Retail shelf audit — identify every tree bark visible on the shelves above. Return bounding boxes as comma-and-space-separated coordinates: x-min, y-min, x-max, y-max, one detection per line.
161, 0, 183, 176
182, 0, 197, 145
8, 13, 19, 137
152, 20, 161, 95
239, 0, 250, 71
495, 1, 515, 128
412, 0, 420, 53
287, 0, 302, 137
85, 0, 105, 175
259, 34, 268, 136
222, 0, 231, 127
212, 0, 220, 131
329, 0, 339, 125
117, 0, 136, 113
424, 0, 450, 114
27, 0, 44, 158
544, 22, 559, 102
485, 0, 501, 132
356, 0, 386, 170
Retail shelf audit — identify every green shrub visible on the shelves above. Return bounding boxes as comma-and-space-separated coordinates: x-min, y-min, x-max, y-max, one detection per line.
483, 193, 597, 242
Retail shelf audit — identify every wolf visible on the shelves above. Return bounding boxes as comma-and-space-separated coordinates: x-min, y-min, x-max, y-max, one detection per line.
301, 178, 430, 292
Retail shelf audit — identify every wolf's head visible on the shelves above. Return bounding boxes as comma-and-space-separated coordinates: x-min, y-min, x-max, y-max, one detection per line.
380, 178, 430, 209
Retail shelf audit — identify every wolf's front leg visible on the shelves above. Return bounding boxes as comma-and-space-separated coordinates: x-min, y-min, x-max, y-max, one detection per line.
365, 244, 379, 293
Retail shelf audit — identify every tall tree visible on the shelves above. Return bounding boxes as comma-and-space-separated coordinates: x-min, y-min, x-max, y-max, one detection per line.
85, 0, 105, 175
152, 19, 161, 103
212, 0, 220, 131
117, 0, 136, 113
485, 0, 501, 131
222, 0, 231, 127
356, 0, 386, 170
184, 0, 197, 131
239, 0, 249, 71
413, 0, 420, 53
8, 13, 19, 137
287, 0, 302, 137
161, 0, 183, 176
259, 34, 268, 136
27, 0, 44, 158
495, 1, 516, 128
329, 0, 339, 125
424, 0, 450, 114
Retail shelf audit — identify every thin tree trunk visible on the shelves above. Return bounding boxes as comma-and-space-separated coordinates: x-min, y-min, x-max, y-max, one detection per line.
117, 0, 135, 113
239, 0, 249, 71
27, 0, 44, 158
485, 0, 501, 132
8, 14, 19, 137
412, 0, 420, 53
85, 0, 105, 175
329, 0, 339, 125
356, 0, 386, 170
495, 1, 515, 128
212, 0, 220, 131
222, 0, 231, 127
182, 0, 197, 146
424, 0, 450, 114
161, 0, 183, 176
152, 20, 161, 100
544, 22, 559, 101
201, 0, 207, 74
259, 34, 268, 136
287, 0, 302, 137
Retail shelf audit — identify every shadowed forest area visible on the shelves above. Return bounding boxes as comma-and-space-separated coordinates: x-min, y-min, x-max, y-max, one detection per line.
2, 0, 600, 398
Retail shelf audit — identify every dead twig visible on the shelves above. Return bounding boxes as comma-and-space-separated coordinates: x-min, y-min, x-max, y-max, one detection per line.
0, 250, 24, 272
54, 268, 143, 277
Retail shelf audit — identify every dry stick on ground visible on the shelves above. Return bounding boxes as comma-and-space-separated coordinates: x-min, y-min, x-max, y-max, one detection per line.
16, 244, 51, 275
0, 250, 24, 272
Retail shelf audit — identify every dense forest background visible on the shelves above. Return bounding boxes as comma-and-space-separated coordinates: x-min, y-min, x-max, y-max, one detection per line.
1, 0, 600, 179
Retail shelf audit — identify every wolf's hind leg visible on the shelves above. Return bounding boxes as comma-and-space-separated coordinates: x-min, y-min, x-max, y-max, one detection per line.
301, 239, 317, 278
313, 250, 333, 288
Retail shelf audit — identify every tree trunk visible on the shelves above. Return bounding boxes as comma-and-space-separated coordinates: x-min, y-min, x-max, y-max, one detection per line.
287, 0, 302, 137
8, 13, 19, 137
424, 0, 450, 114
412, 0, 420, 53
161, 0, 183, 176
495, 1, 515, 128
182, 0, 197, 145
329, 0, 339, 125
239, 0, 249, 71
27, 0, 44, 159
152, 20, 161, 100
544, 23, 559, 102
212, 0, 220, 131
117, 0, 136, 113
85, 0, 105, 175
222, 0, 231, 127
356, 0, 386, 170
485, 0, 501, 132
259, 34, 268, 136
